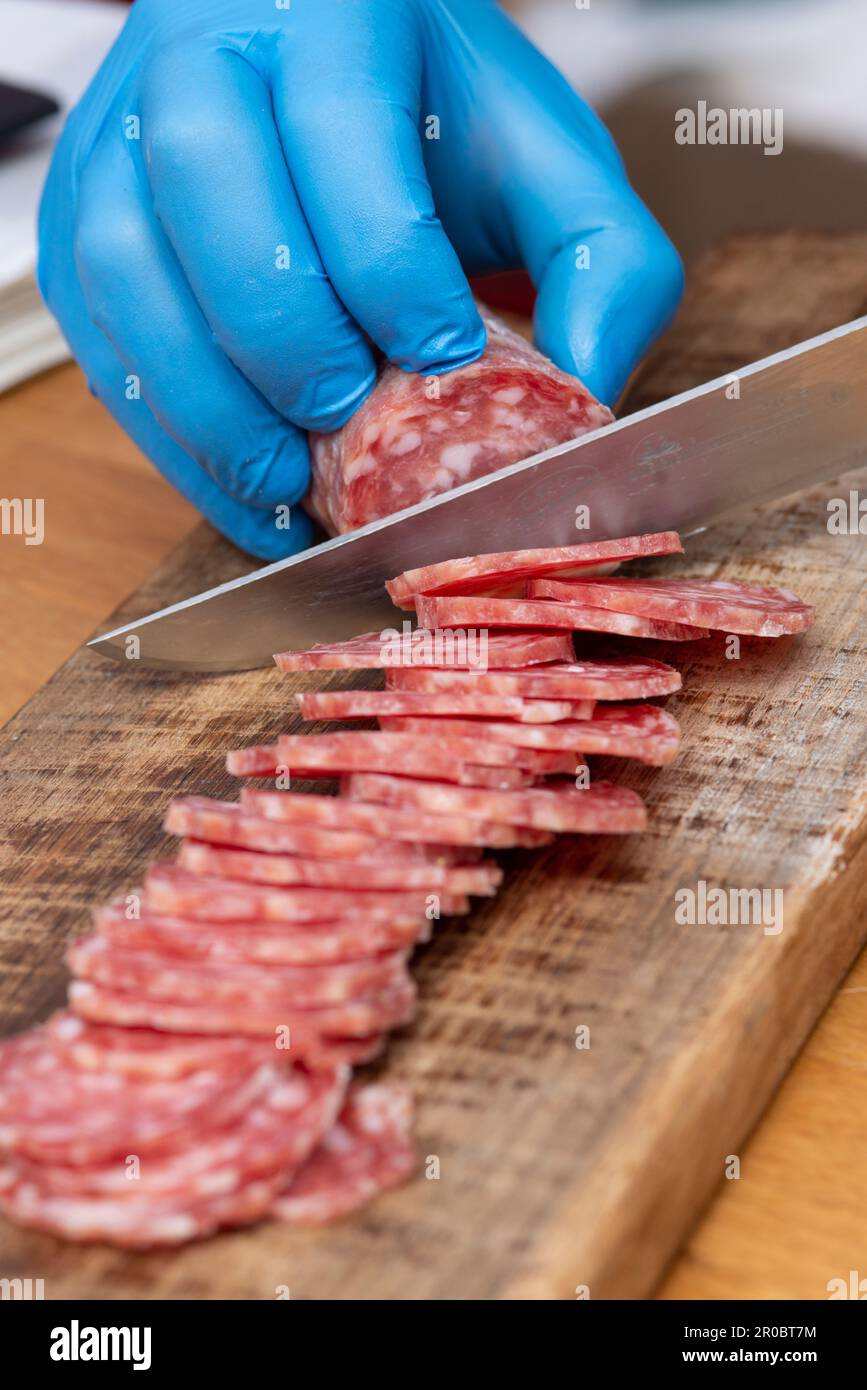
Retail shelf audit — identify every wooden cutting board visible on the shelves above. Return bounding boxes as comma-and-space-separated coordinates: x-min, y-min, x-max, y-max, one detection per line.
1, 232, 866, 1300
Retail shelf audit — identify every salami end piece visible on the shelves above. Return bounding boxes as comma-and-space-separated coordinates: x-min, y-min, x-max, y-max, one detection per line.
306, 305, 613, 535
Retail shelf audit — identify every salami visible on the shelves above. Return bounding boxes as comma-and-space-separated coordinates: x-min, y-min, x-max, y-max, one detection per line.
385, 656, 682, 700
296, 689, 593, 724
242, 788, 554, 850
47, 1012, 275, 1079
379, 704, 682, 767
0, 1065, 349, 1246
177, 841, 502, 896
165, 797, 455, 862
223, 743, 282, 778
459, 764, 537, 789
95, 902, 431, 966
527, 576, 815, 637
0, 1038, 274, 1166
67, 935, 412, 1011
416, 594, 709, 641
271, 731, 576, 781
272, 1083, 416, 1224
48, 1012, 381, 1080
3, 1066, 347, 1204
274, 628, 574, 671
306, 304, 613, 535
345, 773, 647, 834
69, 978, 418, 1043
143, 865, 469, 922
386, 531, 684, 608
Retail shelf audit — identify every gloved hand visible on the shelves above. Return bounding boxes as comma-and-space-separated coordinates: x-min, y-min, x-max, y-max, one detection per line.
39, 0, 683, 560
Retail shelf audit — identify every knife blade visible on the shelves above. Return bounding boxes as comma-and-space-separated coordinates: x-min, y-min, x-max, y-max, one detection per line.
89, 315, 867, 671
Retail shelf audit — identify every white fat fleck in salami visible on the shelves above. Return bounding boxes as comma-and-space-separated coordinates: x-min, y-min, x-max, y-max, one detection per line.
439, 441, 483, 479
305, 304, 613, 534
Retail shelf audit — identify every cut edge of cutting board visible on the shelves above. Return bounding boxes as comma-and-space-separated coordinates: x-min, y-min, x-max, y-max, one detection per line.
505, 808, 867, 1300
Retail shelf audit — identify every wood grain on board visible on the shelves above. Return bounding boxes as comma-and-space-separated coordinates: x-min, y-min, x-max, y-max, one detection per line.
0, 231, 866, 1299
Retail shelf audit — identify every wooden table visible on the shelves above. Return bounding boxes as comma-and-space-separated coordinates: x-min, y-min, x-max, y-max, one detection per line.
1, 232, 866, 1299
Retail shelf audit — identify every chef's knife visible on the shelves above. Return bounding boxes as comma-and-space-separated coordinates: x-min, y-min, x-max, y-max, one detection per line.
89, 316, 867, 671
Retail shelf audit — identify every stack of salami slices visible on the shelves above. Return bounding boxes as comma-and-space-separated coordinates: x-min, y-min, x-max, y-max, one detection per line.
0, 530, 813, 1249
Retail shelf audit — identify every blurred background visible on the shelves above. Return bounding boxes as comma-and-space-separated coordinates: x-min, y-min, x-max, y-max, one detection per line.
1, 0, 865, 391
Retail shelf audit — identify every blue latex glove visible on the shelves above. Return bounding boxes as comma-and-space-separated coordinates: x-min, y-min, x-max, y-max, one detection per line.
39, 0, 683, 560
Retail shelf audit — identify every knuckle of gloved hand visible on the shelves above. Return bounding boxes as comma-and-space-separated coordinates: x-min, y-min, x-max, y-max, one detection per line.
73, 201, 149, 327
636, 212, 685, 310
216, 300, 374, 434
281, 354, 375, 433
226, 437, 310, 510
139, 46, 211, 179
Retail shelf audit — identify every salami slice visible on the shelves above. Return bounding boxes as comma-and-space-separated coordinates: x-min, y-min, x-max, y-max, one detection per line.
50, 1013, 384, 1078
386, 531, 684, 608
272, 1083, 416, 1224
165, 797, 454, 861
67, 935, 412, 1011
143, 865, 469, 922
3, 1065, 347, 1204
274, 628, 574, 671
295, 688, 592, 723
95, 902, 431, 966
416, 594, 709, 641
243, 788, 553, 850
0, 1066, 349, 1245
177, 841, 502, 896
69, 978, 418, 1043
306, 304, 613, 535
47, 1012, 275, 1080
0, 1043, 275, 1166
224, 743, 282, 777
345, 773, 647, 834
379, 704, 682, 767
527, 576, 815, 637
272, 730, 578, 781
385, 656, 681, 700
